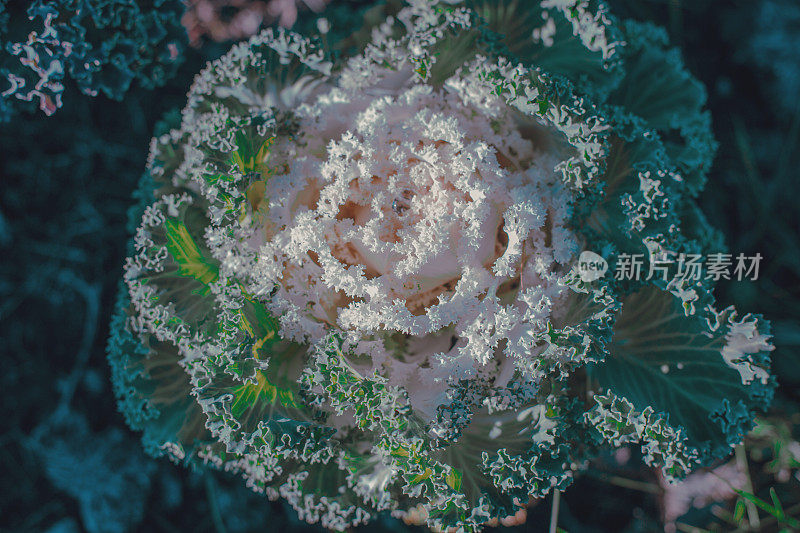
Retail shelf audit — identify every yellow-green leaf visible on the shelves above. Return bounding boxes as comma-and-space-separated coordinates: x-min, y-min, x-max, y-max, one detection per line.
163, 218, 219, 289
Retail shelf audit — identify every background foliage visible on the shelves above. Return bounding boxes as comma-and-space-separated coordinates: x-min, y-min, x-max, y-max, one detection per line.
0, 0, 798, 531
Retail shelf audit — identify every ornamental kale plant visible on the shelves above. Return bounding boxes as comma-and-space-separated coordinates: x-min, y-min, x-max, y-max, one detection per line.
0, 0, 186, 120
108, 1, 775, 530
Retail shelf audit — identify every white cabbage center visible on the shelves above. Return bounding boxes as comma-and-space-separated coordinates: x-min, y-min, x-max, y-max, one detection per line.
252, 82, 577, 416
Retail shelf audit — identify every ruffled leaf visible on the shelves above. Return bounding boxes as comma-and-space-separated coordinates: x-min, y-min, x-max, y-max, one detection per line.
589, 287, 774, 464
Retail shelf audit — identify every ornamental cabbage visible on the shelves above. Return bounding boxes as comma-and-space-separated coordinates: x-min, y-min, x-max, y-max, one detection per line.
108, 1, 775, 530
0, 0, 185, 120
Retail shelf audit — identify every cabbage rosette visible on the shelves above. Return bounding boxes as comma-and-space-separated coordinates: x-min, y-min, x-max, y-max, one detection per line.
108, 1, 775, 530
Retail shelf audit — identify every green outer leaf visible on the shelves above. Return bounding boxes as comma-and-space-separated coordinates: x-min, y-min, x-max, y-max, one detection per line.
468, 0, 621, 96
589, 287, 773, 463
107, 284, 213, 460
609, 20, 717, 194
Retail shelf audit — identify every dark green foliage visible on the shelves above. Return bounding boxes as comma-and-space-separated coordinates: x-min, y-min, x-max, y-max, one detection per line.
30, 408, 156, 533
0, 0, 187, 120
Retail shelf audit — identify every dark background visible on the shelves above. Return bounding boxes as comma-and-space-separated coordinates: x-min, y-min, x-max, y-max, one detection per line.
1, 1, 798, 531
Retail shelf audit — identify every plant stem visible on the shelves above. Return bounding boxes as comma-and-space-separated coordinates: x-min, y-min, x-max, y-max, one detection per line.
736, 445, 760, 529
549, 489, 561, 533
607, 475, 661, 494
732, 502, 800, 532
675, 522, 711, 533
